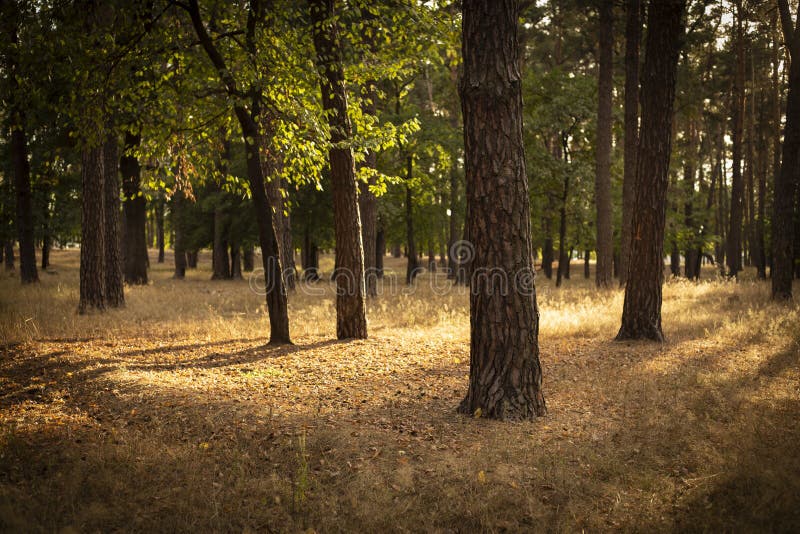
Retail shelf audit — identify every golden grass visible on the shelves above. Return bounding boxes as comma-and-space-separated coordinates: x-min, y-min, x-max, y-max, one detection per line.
1, 249, 799, 532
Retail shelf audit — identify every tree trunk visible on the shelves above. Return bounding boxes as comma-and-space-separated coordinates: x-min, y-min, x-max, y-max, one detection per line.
155, 196, 165, 263
595, 0, 614, 288
310, 0, 368, 339
229, 243, 242, 279
243, 245, 254, 272
670, 242, 680, 277
212, 203, 231, 279
376, 222, 385, 278
4, 241, 13, 271
104, 132, 125, 307
186, 250, 198, 269
772, 1, 800, 299
79, 146, 106, 313
405, 160, 419, 285
556, 168, 569, 288
542, 217, 554, 279
584, 250, 590, 278
302, 226, 320, 281
121, 132, 148, 285
458, 0, 546, 420
727, 2, 745, 278
620, 0, 640, 287
172, 191, 186, 280
40, 182, 51, 270
617, 0, 686, 342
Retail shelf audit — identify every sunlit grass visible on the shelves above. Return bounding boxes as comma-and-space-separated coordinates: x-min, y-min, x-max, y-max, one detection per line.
1, 249, 799, 531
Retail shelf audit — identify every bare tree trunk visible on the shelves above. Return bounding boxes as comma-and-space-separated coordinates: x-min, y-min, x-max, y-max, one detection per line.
727, 2, 746, 277
458, 0, 545, 420
121, 132, 148, 285
79, 146, 106, 313
104, 132, 124, 307
617, 0, 686, 341
595, 0, 614, 288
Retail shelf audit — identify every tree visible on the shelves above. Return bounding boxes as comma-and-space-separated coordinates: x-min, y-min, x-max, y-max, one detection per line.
78, 145, 106, 313
458, 0, 546, 420
726, 0, 745, 277
181, 0, 291, 344
619, 0, 641, 286
772, 0, 800, 300
616, 0, 687, 341
104, 132, 124, 307
310, 0, 368, 340
121, 132, 149, 285
595, 0, 614, 288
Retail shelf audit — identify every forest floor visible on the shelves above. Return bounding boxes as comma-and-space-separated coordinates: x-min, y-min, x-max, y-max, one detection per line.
1, 249, 799, 532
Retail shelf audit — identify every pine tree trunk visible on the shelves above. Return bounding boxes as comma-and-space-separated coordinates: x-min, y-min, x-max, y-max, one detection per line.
172, 191, 186, 280
121, 132, 148, 285
212, 204, 231, 279
243, 245, 254, 272
556, 169, 569, 288
542, 217, 554, 279
772, 1, 800, 299
104, 132, 125, 307
584, 250, 590, 278
595, 0, 614, 288
230, 243, 242, 279
79, 146, 106, 313
617, 0, 686, 342
405, 161, 419, 285
156, 196, 165, 263
310, 0, 368, 339
727, 3, 745, 277
620, 0, 640, 287
458, 0, 545, 420
376, 223, 385, 278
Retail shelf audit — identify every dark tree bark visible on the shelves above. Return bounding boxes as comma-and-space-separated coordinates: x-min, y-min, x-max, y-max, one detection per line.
458, 0, 546, 420
301, 226, 319, 281
727, 2, 745, 278
186, 250, 198, 269
155, 196, 165, 263
542, 217, 554, 279
683, 122, 699, 280
772, 1, 800, 300
243, 245, 254, 271
584, 250, 591, 278
185, 0, 290, 344
358, 29, 379, 296
617, 0, 686, 342
620, 0, 641, 287
7, 17, 37, 284
755, 93, 767, 280
229, 244, 242, 279
79, 146, 106, 313
104, 132, 124, 307
556, 141, 570, 288
310, 0, 368, 339
121, 132, 148, 285
595, 0, 614, 288
265, 177, 296, 290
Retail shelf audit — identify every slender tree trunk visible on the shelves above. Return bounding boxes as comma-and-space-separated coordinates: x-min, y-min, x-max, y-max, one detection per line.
121, 132, 148, 285
617, 0, 686, 341
40, 182, 51, 270
556, 164, 570, 287
310, 0, 368, 339
727, 3, 745, 277
212, 141, 231, 280
4, 241, 13, 271
375, 221, 385, 278
104, 132, 124, 307
542, 216, 554, 279
243, 245, 254, 271
405, 160, 419, 285
584, 250, 590, 278
172, 191, 186, 280
155, 196, 165, 263
458, 0, 545, 420
772, 1, 800, 299
79, 146, 106, 313
230, 243, 242, 279
186, 250, 198, 269
595, 0, 614, 288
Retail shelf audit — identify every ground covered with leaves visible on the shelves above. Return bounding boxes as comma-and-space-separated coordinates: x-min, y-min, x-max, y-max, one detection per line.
1, 250, 799, 532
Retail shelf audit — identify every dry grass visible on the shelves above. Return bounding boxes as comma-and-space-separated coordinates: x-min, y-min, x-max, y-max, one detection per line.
1, 249, 799, 532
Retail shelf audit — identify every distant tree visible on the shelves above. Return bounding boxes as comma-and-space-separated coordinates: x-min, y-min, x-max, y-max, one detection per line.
104, 132, 124, 307
595, 0, 614, 288
617, 0, 687, 341
121, 132, 148, 285
726, 0, 746, 277
458, 0, 546, 420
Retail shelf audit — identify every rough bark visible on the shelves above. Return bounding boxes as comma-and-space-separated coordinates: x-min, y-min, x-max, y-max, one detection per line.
79, 146, 106, 313
121, 132, 148, 285
172, 191, 186, 280
375, 222, 385, 278
310, 0, 368, 339
458, 0, 546, 420
104, 132, 125, 307
405, 159, 419, 285
155, 196, 165, 263
243, 245, 254, 271
772, 1, 800, 299
212, 141, 231, 280
595, 0, 614, 288
265, 177, 296, 290
3, 241, 13, 271
617, 0, 686, 342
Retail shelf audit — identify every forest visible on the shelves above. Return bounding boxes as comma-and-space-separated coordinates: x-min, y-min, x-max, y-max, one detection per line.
1, 0, 799, 531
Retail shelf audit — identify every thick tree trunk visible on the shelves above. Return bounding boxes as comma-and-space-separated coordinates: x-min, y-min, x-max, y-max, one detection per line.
617, 0, 686, 342
595, 0, 614, 288
79, 146, 106, 313
375, 222, 385, 278
727, 3, 745, 278
458, 0, 545, 420
104, 132, 124, 307
186, 250, 198, 269
243, 245, 254, 272
229, 244, 242, 279
212, 203, 231, 279
620, 0, 641, 287
121, 132, 148, 285
772, 1, 800, 299
310, 0, 368, 339
301, 227, 320, 281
